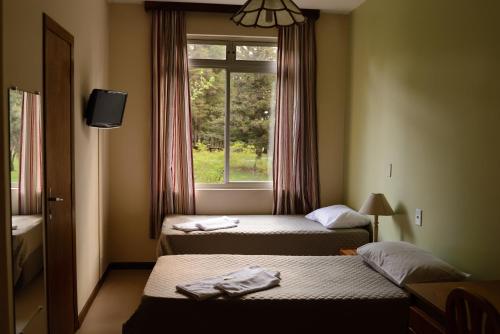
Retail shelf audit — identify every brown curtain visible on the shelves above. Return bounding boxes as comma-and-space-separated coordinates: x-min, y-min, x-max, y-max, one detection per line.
150, 10, 195, 238
273, 20, 319, 215
18, 92, 43, 215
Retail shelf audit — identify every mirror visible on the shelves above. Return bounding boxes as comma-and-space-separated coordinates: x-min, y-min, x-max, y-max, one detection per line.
9, 88, 47, 334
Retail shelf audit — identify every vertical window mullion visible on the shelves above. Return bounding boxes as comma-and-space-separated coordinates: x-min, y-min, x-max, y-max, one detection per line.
224, 42, 235, 184
225, 69, 230, 184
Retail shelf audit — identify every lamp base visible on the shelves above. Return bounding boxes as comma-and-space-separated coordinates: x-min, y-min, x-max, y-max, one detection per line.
373, 215, 379, 242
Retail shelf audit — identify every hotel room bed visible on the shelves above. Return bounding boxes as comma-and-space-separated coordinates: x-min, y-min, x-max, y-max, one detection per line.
12, 215, 44, 287
158, 215, 371, 256
123, 254, 409, 334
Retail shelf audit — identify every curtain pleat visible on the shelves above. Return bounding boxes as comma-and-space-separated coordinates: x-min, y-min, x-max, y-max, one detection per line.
150, 10, 195, 239
273, 21, 319, 215
18, 92, 43, 215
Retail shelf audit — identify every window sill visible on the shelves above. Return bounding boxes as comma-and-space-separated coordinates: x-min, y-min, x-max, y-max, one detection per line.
195, 182, 272, 191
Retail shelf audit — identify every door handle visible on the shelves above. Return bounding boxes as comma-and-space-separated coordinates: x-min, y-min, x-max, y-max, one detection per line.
48, 197, 64, 202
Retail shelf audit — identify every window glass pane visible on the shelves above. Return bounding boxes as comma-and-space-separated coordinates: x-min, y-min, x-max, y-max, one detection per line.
236, 45, 277, 61
188, 43, 226, 60
189, 68, 226, 184
9, 90, 22, 186
229, 72, 276, 182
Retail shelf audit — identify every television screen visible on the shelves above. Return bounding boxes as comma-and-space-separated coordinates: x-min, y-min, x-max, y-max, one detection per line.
86, 89, 127, 128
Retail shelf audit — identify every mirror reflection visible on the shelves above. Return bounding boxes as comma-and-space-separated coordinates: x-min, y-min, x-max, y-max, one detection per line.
9, 88, 46, 334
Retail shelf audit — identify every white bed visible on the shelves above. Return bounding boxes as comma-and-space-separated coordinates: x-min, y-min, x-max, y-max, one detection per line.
158, 214, 371, 256
12, 215, 44, 287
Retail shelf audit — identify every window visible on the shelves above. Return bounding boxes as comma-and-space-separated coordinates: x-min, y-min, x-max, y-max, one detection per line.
188, 39, 277, 188
9, 90, 22, 187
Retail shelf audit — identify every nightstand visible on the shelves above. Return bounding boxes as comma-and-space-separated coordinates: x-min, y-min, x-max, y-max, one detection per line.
339, 248, 357, 256
406, 281, 500, 334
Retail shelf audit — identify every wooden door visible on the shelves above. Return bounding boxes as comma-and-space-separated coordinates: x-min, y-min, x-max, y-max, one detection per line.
43, 15, 77, 334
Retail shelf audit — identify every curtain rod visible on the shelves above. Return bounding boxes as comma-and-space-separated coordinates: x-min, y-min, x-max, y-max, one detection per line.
144, 1, 321, 21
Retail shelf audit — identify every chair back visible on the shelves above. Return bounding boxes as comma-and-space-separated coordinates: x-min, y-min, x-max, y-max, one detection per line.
446, 288, 500, 334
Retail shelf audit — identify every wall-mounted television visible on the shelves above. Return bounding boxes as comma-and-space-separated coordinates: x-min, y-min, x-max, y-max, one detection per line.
86, 89, 127, 128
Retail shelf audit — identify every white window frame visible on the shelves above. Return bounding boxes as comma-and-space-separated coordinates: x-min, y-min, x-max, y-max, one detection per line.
188, 36, 277, 190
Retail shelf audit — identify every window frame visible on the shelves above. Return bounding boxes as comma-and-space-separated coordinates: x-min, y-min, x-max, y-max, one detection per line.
188, 37, 277, 190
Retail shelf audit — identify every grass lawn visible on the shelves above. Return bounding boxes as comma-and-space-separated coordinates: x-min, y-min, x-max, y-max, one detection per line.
193, 144, 271, 184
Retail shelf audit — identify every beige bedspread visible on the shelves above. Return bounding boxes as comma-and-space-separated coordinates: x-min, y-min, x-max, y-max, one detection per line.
158, 215, 370, 256
12, 215, 44, 286
124, 255, 408, 334
146, 254, 407, 300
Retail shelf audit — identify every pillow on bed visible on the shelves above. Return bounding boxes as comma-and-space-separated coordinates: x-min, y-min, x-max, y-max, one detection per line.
305, 205, 370, 229
357, 241, 469, 287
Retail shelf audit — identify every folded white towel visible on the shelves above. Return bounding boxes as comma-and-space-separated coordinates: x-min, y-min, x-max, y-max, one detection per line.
172, 221, 199, 232
176, 266, 280, 301
215, 267, 281, 297
196, 216, 239, 231
176, 276, 228, 301
172, 216, 240, 232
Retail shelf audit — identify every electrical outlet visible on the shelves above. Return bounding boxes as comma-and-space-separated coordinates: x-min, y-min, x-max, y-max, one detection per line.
415, 209, 423, 226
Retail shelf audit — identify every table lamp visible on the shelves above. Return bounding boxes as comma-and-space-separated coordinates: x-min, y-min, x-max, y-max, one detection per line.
359, 193, 394, 242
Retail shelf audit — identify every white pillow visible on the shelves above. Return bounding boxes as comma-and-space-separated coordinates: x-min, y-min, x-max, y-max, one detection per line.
305, 205, 371, 229
357, 241, 470, 287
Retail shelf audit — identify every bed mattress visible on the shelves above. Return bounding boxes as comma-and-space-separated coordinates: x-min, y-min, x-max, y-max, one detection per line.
158, 215, 371, 256
124, 255, 409, 334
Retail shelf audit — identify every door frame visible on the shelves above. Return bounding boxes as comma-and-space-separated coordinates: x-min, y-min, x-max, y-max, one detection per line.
42, 14, 78, 331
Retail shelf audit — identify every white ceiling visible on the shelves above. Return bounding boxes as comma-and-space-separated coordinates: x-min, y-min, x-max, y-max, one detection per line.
109, 0, 366, 13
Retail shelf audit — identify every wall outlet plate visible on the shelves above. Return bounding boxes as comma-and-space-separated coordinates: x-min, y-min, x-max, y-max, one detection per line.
415, 209, 423, 226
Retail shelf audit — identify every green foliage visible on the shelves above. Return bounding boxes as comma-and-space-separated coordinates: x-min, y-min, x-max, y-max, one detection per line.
188, 44, 226, 60
9, 90, 22, 183
230, 72, 275, 159
10, 156, 19, 184
236, 45, 277, 61
190, 68, 225, 150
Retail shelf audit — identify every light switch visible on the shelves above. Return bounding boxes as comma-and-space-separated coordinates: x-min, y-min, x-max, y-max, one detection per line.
388, 163, 393, 178
415, 209, 423, 226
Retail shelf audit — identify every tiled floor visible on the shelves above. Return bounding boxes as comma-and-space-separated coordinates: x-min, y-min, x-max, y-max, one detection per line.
77, 270, 150, 334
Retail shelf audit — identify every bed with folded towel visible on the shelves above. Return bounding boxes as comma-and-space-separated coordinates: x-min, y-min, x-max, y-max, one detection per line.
158, 214, 371, 256
123, 254, 409, 334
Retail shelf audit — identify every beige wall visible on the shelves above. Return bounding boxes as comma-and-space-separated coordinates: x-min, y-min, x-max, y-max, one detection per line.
107, 4, 350, 261
3, 0, 109, 314
107, 4, 156, 262
346, 0, 500, 279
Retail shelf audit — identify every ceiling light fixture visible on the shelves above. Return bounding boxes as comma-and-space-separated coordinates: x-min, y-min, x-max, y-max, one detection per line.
231, 0, 306, 28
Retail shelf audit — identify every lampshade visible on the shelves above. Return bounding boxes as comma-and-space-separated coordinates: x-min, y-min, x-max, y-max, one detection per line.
231, 0, 306, 28
359, 193, 394, 216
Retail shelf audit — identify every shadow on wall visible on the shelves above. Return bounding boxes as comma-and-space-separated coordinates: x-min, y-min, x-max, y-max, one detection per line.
393, 202, 415, 243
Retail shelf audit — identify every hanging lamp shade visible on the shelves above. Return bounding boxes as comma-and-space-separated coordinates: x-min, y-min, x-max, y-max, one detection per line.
231, 0, 306, 28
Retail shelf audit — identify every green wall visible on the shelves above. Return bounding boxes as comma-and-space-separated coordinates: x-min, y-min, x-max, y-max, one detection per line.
346, 0, 500, 279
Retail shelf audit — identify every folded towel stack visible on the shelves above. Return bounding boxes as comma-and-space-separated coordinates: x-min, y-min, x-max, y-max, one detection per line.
173, 216, 240, 232
176, 266, 281, 300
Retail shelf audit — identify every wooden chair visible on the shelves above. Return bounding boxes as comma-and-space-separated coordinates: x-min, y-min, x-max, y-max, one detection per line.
446, 288, 500, 334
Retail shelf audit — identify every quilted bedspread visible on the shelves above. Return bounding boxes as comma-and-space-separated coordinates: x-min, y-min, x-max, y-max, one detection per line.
124, 255, 409, 334
158, 215, 371, 256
